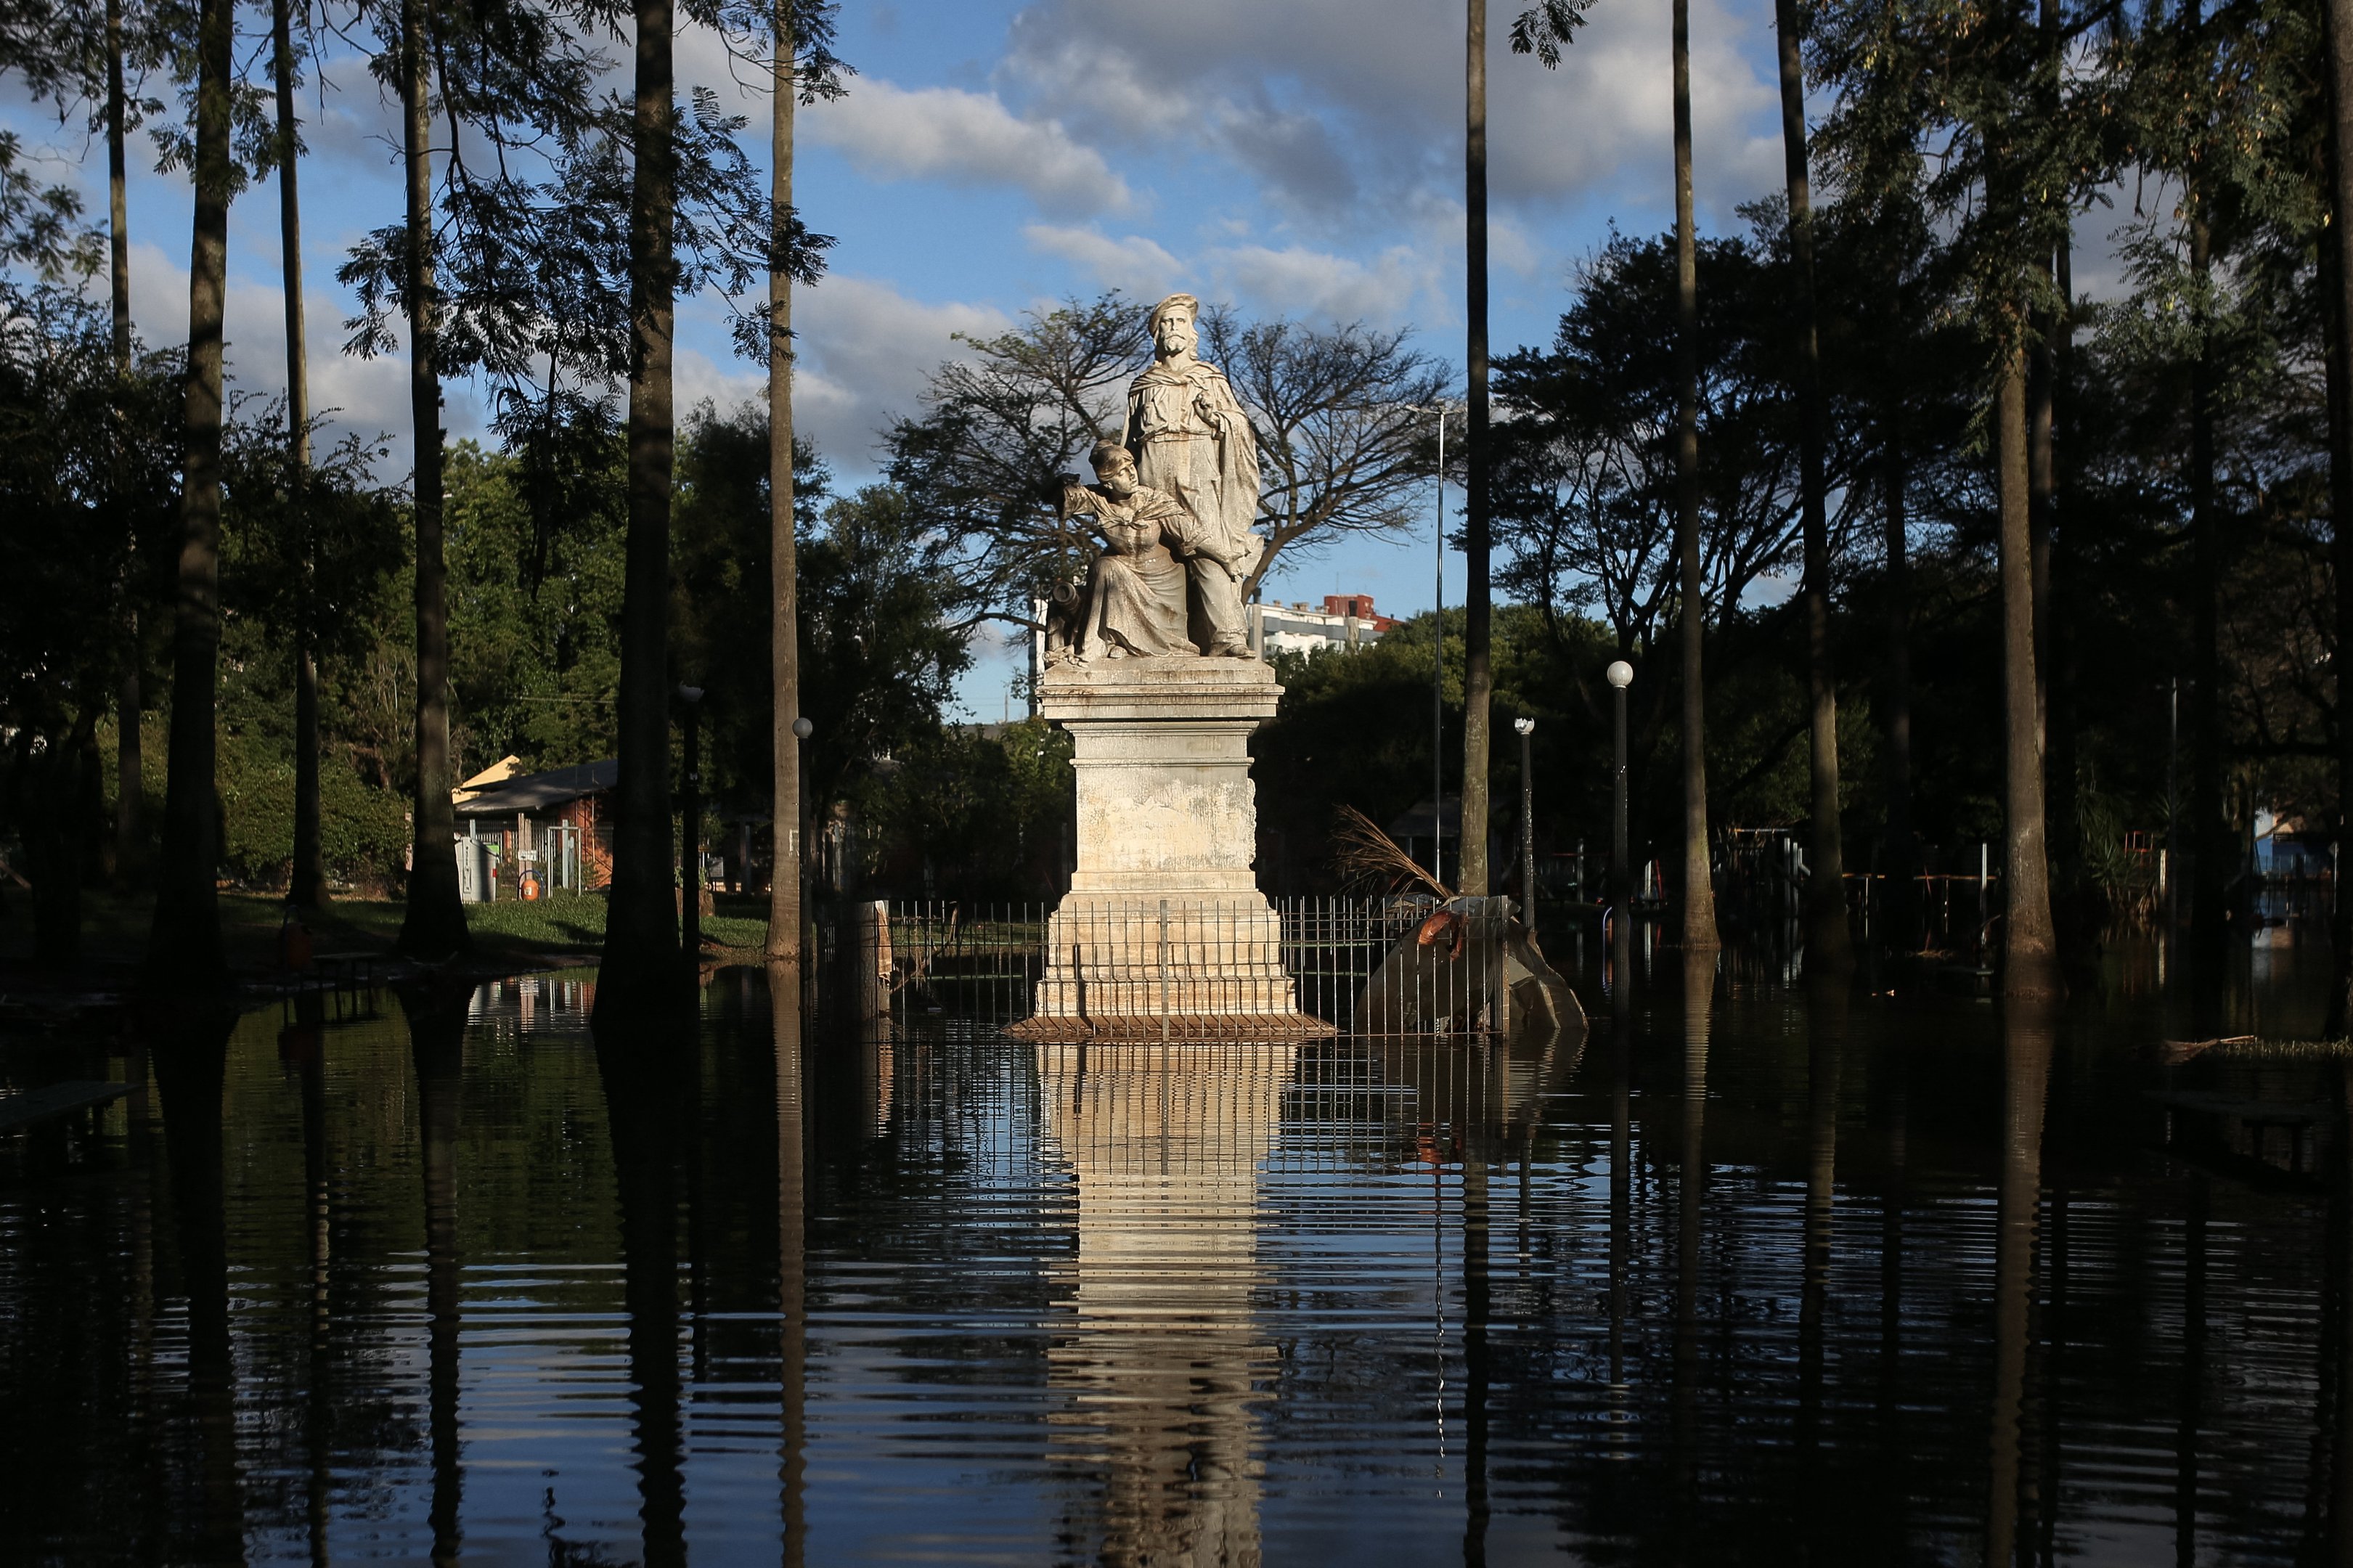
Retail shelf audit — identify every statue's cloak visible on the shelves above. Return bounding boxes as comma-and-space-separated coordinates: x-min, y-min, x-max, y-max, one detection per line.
1125, 358, 1262, 573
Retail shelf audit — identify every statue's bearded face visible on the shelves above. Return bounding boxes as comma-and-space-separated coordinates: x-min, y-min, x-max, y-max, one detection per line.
1153, 313, 1196, 358
1095, 452, 1139, 497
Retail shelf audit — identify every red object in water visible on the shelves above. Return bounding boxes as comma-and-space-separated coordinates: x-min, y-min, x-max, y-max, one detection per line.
1414, 909, 1469, 960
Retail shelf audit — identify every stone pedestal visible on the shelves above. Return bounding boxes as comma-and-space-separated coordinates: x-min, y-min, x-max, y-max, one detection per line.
1012, 658, 1328, 1038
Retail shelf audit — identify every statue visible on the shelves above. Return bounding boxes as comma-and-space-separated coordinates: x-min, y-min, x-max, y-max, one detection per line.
1126, 293, 1260, 658
1056, 442, 1198, 663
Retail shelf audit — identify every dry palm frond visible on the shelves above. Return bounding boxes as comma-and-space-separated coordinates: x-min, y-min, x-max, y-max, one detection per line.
1332, 805, 1453, 900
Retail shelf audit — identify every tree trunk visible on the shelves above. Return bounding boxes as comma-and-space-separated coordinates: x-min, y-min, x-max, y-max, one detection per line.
1996, 330, 2060, 997
1459, 0, 1494, 897
1880, 402, 1920, 945
2187, 200, 2230, 985
144, 0, 234, 992
26, 711, 97, 968
1774, 0, 1848, 973
2043, 234, 2084, 952
767, 2, 802, 967
2031, 0, 2071, 942
1673, 0, 1719, 950
107, 0, 143, 891
2321, 0, 2353, 1035
393, 0, 467, 959
274, 0, 324, 910
598, 0, 682, 1018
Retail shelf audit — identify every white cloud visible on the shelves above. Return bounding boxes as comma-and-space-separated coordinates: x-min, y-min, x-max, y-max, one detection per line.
1206, 242, 1433, 324
1003, 0, 1782, 226
673, 338, 767, 425
1022, 224, 1182, 298
802, 78, 1130, 217
116, 240, 429, 478
787, 274, 1011, 473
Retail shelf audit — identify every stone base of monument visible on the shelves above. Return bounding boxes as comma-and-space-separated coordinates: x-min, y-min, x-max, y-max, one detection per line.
1006, 658, 1334, 1042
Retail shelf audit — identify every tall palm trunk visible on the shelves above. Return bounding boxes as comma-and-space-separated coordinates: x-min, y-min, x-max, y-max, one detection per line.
1460, 0, 1494, 897
2030, 0, 2070, 943
1995, 325, 2060, 997
2187, 198, 2229, 985
107, 0, 143, 889
2041, 232, 2084, 949
145, 0, 234, 992
2028, 290, 2057, 859
1773, 0, 1848, 971
1673, 0, 1719, 949
767, 2, 802, 967
273, 0, 324, 909
598, 0, 682, 1016
393, 0, 467, 957
1880, 404, 1919, 944
2320, 0, 2353, 1034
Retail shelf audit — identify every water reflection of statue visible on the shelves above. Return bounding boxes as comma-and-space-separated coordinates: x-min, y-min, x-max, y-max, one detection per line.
1126, 294, 1261, 658
1037, 1041, 1295, 1564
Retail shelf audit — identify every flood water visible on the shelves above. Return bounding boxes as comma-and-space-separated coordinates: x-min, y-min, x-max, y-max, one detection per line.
4, 933, 2350, 1564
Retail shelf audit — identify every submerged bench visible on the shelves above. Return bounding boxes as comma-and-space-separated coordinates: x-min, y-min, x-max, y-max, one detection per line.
0, 1080, 131, 1135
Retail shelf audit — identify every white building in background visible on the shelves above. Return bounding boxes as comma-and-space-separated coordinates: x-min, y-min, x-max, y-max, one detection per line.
1247, 594, 1397, 658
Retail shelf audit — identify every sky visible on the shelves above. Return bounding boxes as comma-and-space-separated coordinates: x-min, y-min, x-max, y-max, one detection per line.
6, 0, 1821, 716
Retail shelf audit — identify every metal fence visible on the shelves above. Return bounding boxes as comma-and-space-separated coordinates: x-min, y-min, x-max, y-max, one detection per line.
862, 895, 1517, 1037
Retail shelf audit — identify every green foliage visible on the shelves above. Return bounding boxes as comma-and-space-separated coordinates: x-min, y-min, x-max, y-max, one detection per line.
441, 438, 629, 775
856, 718, 1074, 899
797, 484, 976, 814
669, 399, 831, 808
214, 727, 410, 887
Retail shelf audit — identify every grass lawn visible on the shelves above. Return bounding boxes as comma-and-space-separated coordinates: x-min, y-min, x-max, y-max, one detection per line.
1, 887, 775, 976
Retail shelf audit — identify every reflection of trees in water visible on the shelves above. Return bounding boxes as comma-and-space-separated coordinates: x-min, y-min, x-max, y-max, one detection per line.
155, 1003, 248, 1564
1798, 972, 1844, 1558
595, 1024, 696, 1568
401, 979, 470, 1567
1987, 994, 2053, 1567
1671, 952, 1713, 1553
772, 964, 808, 1568
20, 966, 2353, 1561
1037, 1041, 1294, 1567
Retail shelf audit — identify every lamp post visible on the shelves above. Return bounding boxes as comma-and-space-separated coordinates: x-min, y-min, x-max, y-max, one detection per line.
1514, 715, 1536, 928
2166, 676, 2180, 936
1432, 407, 1448, 889
1374, 396, 1457, 883
790, 714, 814, 927
1607, 660, 1634, 983
676, 684, 706, 965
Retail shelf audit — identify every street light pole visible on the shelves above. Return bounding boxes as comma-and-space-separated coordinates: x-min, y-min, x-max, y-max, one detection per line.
1515, 715, 1536, 930
2166, 675, 2180, 935
1434, 407, 1447, 889
1607, 660, 1634, 983
676, 683, 706, 968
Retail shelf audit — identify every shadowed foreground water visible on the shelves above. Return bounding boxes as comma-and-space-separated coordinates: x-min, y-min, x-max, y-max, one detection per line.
3, 939, 2350, 1564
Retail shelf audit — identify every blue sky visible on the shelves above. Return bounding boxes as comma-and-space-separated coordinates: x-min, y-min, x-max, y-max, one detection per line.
6, 0, 1809, 715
